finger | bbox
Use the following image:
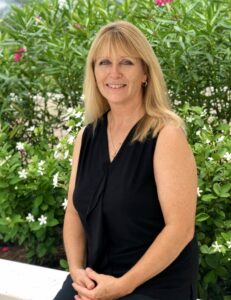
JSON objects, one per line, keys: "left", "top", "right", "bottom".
{"left": 83, "top": 276, "right": 96, "bottom": 289}
{"left": 85, "top": 268, "right": 99, "bottom": 281}
{"left": 73, "top": 283, "right": 95, "bottom": 299}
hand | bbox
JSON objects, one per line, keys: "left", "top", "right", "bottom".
{"left": 73, "top": 267, "right": 127, "bottom": 300}
{"left": 71, "top": 268, "right": 96, "bottom": 300}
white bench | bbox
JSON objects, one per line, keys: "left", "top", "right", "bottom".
{"left": 0, "top": 259, "right": 68, "bottom": 300}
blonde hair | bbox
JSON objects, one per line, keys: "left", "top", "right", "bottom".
{"left": 83, "top": 20, "right": 185, "bottom": 141}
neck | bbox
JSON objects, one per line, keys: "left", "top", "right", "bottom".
{"left": 108, "top": 103, "right": 145, "bottom": 128}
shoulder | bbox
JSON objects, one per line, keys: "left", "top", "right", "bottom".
{"left": 156, "top": 123, "right": 187, "bottom": 146}
{"left": 72, "top": 126, "right": 86, "bottom": 155}
{"left": 154, "top": 123, "right": 195, "bottom": 169}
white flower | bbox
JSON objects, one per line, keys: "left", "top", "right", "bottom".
{"left": 186, "top": 116, "right": 193, "bottom": 123}
{"left": 227, "top": 241, "right": 231, "bottom": 249}
{"left": 53, "top": 172, "right": 59, "bottom": 187}
{"left": 26, "top": 213, "right": 35, "bottom": 223}
{"left": 211, "top": 241, "right": 222, "bottom": 253}
{"left": 217, "top": 136, "right": 224, "bottom": 143}
{"left": 38, "top": 215, "right": 47, "bottom": 225}
{"left": 174, "top": 100, "right": 181, "bottom": 106}
{"left": 0, "top": 160, "right": 6, "bottom": 166}
{"left": 196, "top": 130, "right": 201, "bottom": 136}
{"left": 38, "top": 160, "right": 45, "bottom": 167}
{"left": 204, "top": 86, "right": 214, "bottom": 97}
{"left": 76, "top": 111, "right": 83, "bottom": 118}
{"left": 27, "top": 126, "right": 35, "bottom": 132}
{"left": 18, "top": 169, "right": 28, "bottom": 179}
{"left": 16, "top": 142, "right": 24, "bottom": 151}
{"left": 208, "top": 157, "right": 214, "bottom": 161}
{"left": 64, "top": 150, "right": 69, "bottom": 159}
{"left": 67, "top": 107, "right": 75, "bottom": 115}
{"left": 67, "top": 135, "right": 75, "bottom": 145}
{"left": 67, "top": 126, "right": 73, "bottom": 133}
{"left": 223, "top": 152, "right": 231, "bottom": 161}
{"left": 197, "top": 187, "right": 202, "bottom": 197}
{"left": 54, "top": 151, "right": 62, "bottom": 159}
{"left": 62, "top": 198, "right": 68, "bottom": 210}
{"left": 208, "top": 116, "right": 215, "bottom": 124}
{"left": 205, "top": 139, "right": 210, "bottom": 144}
{"left": 38, "top": 168, "right": 44, "bottom": 176}
{"left": 58, "top": 0, "right": 68, "bottom": 9}
{"left": 36, "top": 160, "right": 44, "bottom": 175}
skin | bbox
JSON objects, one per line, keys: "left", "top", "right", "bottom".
{"left": 64, "top": 49, "right": 197, "bottom": 300}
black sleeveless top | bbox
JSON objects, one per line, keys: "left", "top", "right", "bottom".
{"left": 73, "top": 113, "right": 198, "bottom": 300}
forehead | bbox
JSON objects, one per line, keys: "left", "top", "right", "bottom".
{"left": 94, "top": 32, "right": 139, "bottom": 60}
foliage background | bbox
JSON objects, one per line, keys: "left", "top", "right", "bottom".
{"left": 0, "top": 0, "right": 230, "bottom": 299}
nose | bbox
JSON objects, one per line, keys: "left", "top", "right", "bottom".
{"left": 109, "top": 63, "right": 122, "bottom": 78}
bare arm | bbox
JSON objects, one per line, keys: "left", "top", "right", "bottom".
{"left": 63, "top": 127, "right": 95, "bottom": 291}
{"left": 119, "top": 124, "right": 198, "bottom": 293}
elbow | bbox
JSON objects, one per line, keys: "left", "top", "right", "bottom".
{"left": 184, "top": 226, "right": 195, "bottom": 245}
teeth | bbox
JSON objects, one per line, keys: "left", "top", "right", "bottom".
{"left": 107, "top": 84, "right": 125, "bottom": 89}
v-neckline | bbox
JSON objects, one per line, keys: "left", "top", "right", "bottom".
{"left": 103, "top": 112, "right": 142, "bottom": 164}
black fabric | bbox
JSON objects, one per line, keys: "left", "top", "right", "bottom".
{"left": 55, "top": 112, "right": 198, "bottom": 300}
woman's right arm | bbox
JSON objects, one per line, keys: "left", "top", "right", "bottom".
{"left": 63, "top": 127, "right": 95, "bottom": 290}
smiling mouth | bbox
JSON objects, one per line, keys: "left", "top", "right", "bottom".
{"left": 106, "top": 84, "right": 127, "bottom": 89}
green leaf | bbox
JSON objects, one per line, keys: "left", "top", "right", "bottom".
{"left": 205, "top": 254, "right": 219, "bottom": 269}
{"left": 196, "top": 212, "right": 210, "bottom": 222}
{"left": 60, "top": 259, "right": 68, "bottom": 270}
{"left": 34, "top": 196, "right": 43, "bottom": 208}
{"left": 47, "top": 218, "right": 59, "bottom": 227}
{"left": 0, "top": 182, "right": 9, "bottom": 188}
{"left": 200, "top": 245, "right": 211, "bottom": 254}
{"left": 204, "top": 270, "right": 217, "bottom": 284}
{"left": 213, "top": 183, "right": 221, "bottom": 196}
{"left": 201, "top": 194, "right": 217, "bottom": 202}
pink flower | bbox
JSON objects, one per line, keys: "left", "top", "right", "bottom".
{"left": 14, "top": 47, "right": 26, "bottom": 62}
{"left": 1, "top": 246, "right": 9, "bottom": 253}
{"left": 155, "top": 0, "right": 174, "bottom": 6}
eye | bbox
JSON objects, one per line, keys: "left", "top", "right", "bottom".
{"left": 120, "top": 59, "right": 134, "bottom": 65}
{"left": 98, "top": 59, "right": 111, "bottom": 65}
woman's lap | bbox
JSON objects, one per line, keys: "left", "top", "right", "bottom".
{"left": 53, "top": 274, "right": 156, "bottom": 300}
{"left": 53, "top": 274, "right": 193, "bottom": 300}
{"left": 53, "top": 274, "right": 76, "bottom": 300}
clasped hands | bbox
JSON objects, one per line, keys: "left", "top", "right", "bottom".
{"left": 72, "top": 267, "right": 128, "bottom": 300}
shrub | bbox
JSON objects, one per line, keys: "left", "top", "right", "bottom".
{"left": 178, "top": 103, "right": 231, "bottom": 300}
{"left": 0, "top": 107, "right": 84, "bottom": 265}
{"left": 0, "top": 0, "right": 230, "bottom": 144}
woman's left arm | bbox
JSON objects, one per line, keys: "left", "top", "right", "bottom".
{"left": 119, "top": 124, "right": 198, "bottom": 294}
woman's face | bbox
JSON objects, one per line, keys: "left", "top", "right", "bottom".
{"left": 94, "top": 48, "right": 147, "bottom": 107}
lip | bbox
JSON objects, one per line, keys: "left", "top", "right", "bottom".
{"left": 106, "top": 84, "right": 127, "bottom": 89}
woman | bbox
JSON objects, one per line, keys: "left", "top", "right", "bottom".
{"left": 54, "top": 20, "right": 198, "bottom": 300}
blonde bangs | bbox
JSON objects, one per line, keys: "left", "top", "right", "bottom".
{"left": 92, "top": 30, "right": 140, "bottom": 63}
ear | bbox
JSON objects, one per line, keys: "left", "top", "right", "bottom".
{"left": 142, "top": 73, "right": 147, "bottom": 83}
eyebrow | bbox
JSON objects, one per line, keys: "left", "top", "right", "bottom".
{"left": 95, "top": 56, "right": 137, "bottom": 61}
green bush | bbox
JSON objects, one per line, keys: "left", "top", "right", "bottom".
{"left": 178, "top": 104, "right": 231, "bottom": 299}
{"left": 0, "top": 107, "right": 84, "bottom": 264}
{"left": 0, "top": 0, "right": 230, "bottom": 143}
